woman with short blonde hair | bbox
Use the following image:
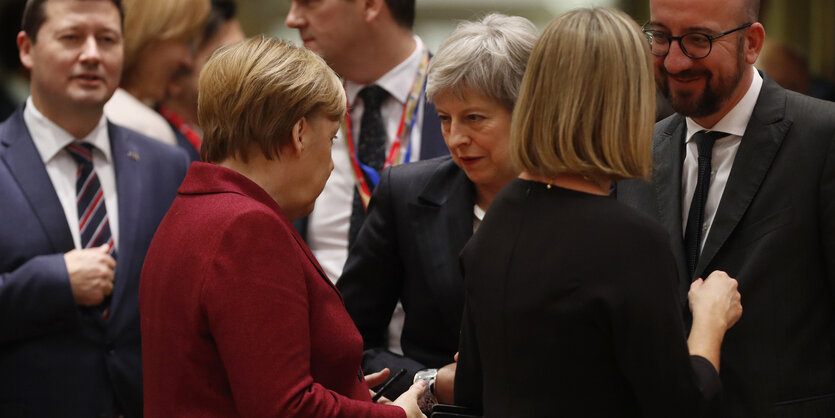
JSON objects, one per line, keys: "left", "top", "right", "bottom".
{"left": 199, "top": 36, "right": 345, "bottom": 163}
{"left": 453, "top": 8, "right": 742, "bottom": 417}
{"left": 141, "top": 36, "right": 426, "bottom": 418}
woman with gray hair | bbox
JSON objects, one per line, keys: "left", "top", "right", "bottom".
{"left": 337, "top": 13, "right": 537, "bottom": 403}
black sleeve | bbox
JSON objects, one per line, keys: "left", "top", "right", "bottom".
{"left": 608, "top": 226, "right": 720, "bottom": 418}
{"left": 453, "top": 296, "right": 483, "bottom": 414}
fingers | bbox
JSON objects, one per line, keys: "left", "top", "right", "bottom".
{"left": 102, "top": 277, "right": 114, "bottom": 296}
{"left": 95, "top": 244, "right": 117, "bottom": 269}
{"left": 66, "top": 247, "right": 117, "bottom": 306}
{"left": 364, "top": 368, "right": 390, "bottom": 388}
{"left": 392, "top": 380, "right": 428, "bottom": 418}
{"left": 689, "top": 278, "right": 704, "bottom": 292}
{"left": 401, "top": 379, "right": 426, "bottom": 400}
{"left": 704, "top": 270, "right": 728, "bottom": 280}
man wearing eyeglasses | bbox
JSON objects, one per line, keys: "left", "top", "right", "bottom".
{"left": 618, "top": 0, "right": 835, "bottom": 416}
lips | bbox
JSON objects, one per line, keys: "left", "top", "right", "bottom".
{"left": 458, "top": 156, "right": 483, "bottom": 165}
{"left": 72, "top": 73, "right": 105, "bottom": 85}
{"left": 663, "top": 68, "right": 709, "bottom": 87}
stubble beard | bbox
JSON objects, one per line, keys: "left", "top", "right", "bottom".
{"left": 657, "top": 39, "right": 746, "bottom": 119}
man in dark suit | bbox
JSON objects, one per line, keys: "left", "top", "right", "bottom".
{"left": 285, "top": 0, "right": 447, "bottom": 280}
{"left": 618, "top": 0, "right": 835, "bottom": 416}
{"left": 0, "top": 1, "right": 188, "bottom": 416}
{"left": 285, "top": 0, "right": 447, "bottom": 370}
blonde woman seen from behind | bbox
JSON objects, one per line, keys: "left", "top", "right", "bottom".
{"left": 453, "top": 8, "right": 741, "bottom": 417}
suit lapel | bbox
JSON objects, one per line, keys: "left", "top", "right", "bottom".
{"left": 0, "top": 109, "right": 74, "bottom": 253}
{"left": 109, "top": 123, "right": 143, "bottom": 316}
{"left": 652, "top": 116, "right": 690, "bottom": 298}
{"left": 408, "top": 161, "right": 474, "bottom": 332}
{"left": 696, "top": 76, "right": 791, "bottom": 276}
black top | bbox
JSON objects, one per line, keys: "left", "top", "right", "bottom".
{"left": 454, "top": 179, "right": 720, "bottom": 418}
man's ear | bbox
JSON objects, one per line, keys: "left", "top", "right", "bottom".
{"left": 17, "top": 31, "right": 34, "bottom": 71}
{"left": 744, "top": 22, "right": 766, "bottom": 65}
{"left": 290, "top": 116, "right": 308, "bottom": 156}
{"left": 362, "top": 0, "right": 384, "bottom": 24}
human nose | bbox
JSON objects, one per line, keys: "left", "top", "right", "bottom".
{"left": 180, "top": 52, "right": 194, "bottom": 72}
{"left": 79, "top": 36, "right": 101, "bottom": 64}
{"left": 663, "top": 38, "right": 693, "bottom": 74}
{"left": 445, "top": 120, "right": 471, "bottom": 149}
{"left": 285, "top": 3, "right": 306, "bottom": 29}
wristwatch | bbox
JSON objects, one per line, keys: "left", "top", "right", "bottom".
{"left": 413, "top": 368, "right": 438, "bottom": 414}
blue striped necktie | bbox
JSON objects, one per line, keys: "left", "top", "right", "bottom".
{"left": 66, "top": 142, "right": 116, "bottom": 257}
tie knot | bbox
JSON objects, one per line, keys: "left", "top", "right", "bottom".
{"left": 693, "top": 130, "right": 726, "bottom": 157}
{"left": 66, "top": 142, "right": 95, "bottom": 165}
{"left": 358, "top": 85, "right": 388, "bottom": 111}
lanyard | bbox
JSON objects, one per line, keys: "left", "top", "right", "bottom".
{"left": 343, "top": 48, "right": 430, "bottom": 210}
{"left": 159, "top": 106, "right": 202, "bottom": 152}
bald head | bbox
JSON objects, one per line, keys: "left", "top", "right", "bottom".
{"left": 744, "top": 0, "right": 760, "bottom": 21}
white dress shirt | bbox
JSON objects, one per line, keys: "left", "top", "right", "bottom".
{"left": 681, "top": 69, "right": 763, "bottom": 251}
{"left": 104, "top": 88, "right": 177, "bottom": 146}
{"left": 24, "top": 97, "right": 119, "bottom": 250}
{"left": 307, "top": 35, "right": 428, "bottom": 283}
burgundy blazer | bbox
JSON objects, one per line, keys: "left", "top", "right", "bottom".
{"left": 140, "top": 162, "right": 404, "bottom": 417}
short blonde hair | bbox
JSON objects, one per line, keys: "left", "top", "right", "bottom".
{"left": 426, "top": 13, "right": 537, "bottom": 111}
{"left": 199, "top": 36, "right": 346, "bottom": 163}
{"left": 121, "top": 0, "right": 210, "bottom": 72}
{"left": 510, "top": 8, "right": 655, "bottom": 181}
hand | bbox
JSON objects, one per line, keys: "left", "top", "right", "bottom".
{"left": 688, "top": 270, "right": 743, "bottom": 332}
{"left": 435, "top": 362, "right": 457, "bottom": 404}
{"left": 392, "top": 380, "right": 427, "bottom": 418}
{"left": 64, "top": 245, "right": 116, "bottom": 306}
{"left": 365, "top": 368, "right": 390, "bottom": 399}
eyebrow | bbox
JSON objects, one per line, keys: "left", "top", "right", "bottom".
{"left": 644, "top": 21, "right": 720, "bottom": 34}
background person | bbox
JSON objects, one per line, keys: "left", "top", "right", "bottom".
{"left": 104, "top": 0, "right": 209, "bottom": 159}
{"left": 140, "top": 36, "right": 426, "bottom": 418}
{"left": 454, "top": 8, "right": 742, "bottom": 417}
{"left": 337, "top": 13, "right": 536, "bottom": 399}
{"left": 285, "top": 0, "right": 449, "bottom": 371}
{"left": 160, "top": 0, "right": 245, "bottom": 156}
{"left": 0, "top": 0, "right": 188, "bottom": 416}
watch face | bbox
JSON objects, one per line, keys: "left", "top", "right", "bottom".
{"left": 414, "top": 368, "right": 438, "bottom": 414}
{"left": 413, "top": 368, "right": 438, "bottom": 383}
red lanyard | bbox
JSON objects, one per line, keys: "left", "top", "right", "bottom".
{"left": 343, "top": 48, "right": 430, "bottom": 209}
{"left": 159, "top": 106, "right": 202, "bottom": 152}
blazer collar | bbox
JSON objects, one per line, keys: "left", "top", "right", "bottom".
{"left": 107, "top": 121, "right": 148, "bottom": 316}
{"left": 410, "top": 158, "right": 475, "bottom": 331}
{"left": 0, "top": 107, "right": 74, "bottom": 253}
{"left": 652, "top": 114, "right": 692, "bottom": 301}
{"left": 696, "top": 73, "right": 791, "bottom": 277}
{"left": 180, "top": 163, "right": 339, "bottom": 295}
{"left": 416, "top": 157, "right": 472, "bottom": 207}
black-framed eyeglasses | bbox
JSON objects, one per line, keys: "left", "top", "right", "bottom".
{"left": 641, "top": 23, "right": 752, "bottom": 59}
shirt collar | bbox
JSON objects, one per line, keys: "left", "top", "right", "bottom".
{"left": 685, "top": 68, "right": 763, "bottom": 142}
{"left": 345, "top": 35, "right": 424, "bottom": 106}
{"left": 24, "top": 96, "right": 112, "bottom": 164}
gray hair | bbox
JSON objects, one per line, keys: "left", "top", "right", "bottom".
{"left": 426, "top": 13, "right": 538, "bottom": 110}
